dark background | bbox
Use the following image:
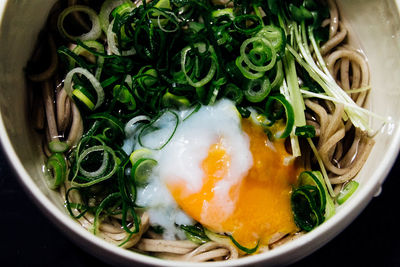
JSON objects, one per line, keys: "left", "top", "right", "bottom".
{"left": 0, "top": 146, "right": 399, "bottom": 267}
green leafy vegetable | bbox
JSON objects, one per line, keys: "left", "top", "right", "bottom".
{"left": 180, "top": 224, "right": 211, "bottom": 245}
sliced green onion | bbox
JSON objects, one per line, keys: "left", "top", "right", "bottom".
{"left": 162, "top": 91, "right": 191, "bottom": 109}
{"left": 72, "top": 40, "right": 105, "bottom": 80}
{"left": 183, "top": 104, "right": 201, "bottom": 121}
{"left": 154, "top": 0, "right": 171, "bottom": 11}
{"left": 222, "top": 83, "right": 244, "bottom": 104}
{"left": 233, "top": 14, "right": 262, "bottom": 35}
{"left": 180, "top": 224, "right": 210, "bottom": 245}
{"left": 93, "top": 192, "right": 121, "bottom": 235}
{"left": 129, "top": 148, "right": 153, "bottom": 166}
{"left": 48, "top": 141, "right": 69, "bottom": 153}
{"left": 65, "top": 187, "right": 91, "bottom": 219}
{"left": 228, "top": 235, "right": 259, "bottom": 254}
{"left": 99, "top": 0, "right": 127, "bottom": 33}
{"left": 295, "top": 170, "right": 335, "bottom": 224}
{"left": 240, "top": 37, "right": 277, "bottom": 72}
{"left": 113, "top": 2, "right": 136, "bottom": 18}
{"left": 211, "top": 8, "right": 234, "bottom": 20}
{"left": 132, "top": 158, "right": 158, "bottom": 185}
{"left": 137, "top": 66, "right": 158, "bottom": 87}
{"left": 73, "top": 87, "right": 95, "bottom": 110}
{"left": 291, "top": 185, "right": 324, "bottom": 231}
{"left": 235, "top": 57, "right": 265, "bottom": 80}
{"left": 71, "top": 145, "right": 120, "bottom": 187}
{"left": 269, "top": 60, "right": 284, "bottom": 91}
{"left": 117, "top": 164, "right": 137, "bottom": 207}
{"left": 204, "top": 228, "right": 236, "bottom": 250}
{"left": 337, "top": 181, "right": 359, "bottom": 205}
{"left": 125, "top": 116, "right": 150, "bottom": 137}
{"left": 107, "top": 19, "right": 137, "bottom": 56}
{"left": 298, "top": 171, "right": 327, "bottom": 214}
{"left": 121, "top": 201, "right": 140, "bottom": 234}
{"left": 314, "top": 171, "right": 335, "bottom": 219}
{"left": 89, "top": 113, "right": 125, "bottom": 138}
{"left": 181, "top": 43, "right": 217, "bottom": 87}
{"left": 283, "top": 50, "right": 306, "bottom": 128}
{"left": 79, "top": 146, "right": 109, "bottom": 178}
{"left": 138, "top": 111, "right": 179, "bottom": 150}
{"left": 207, "top": 77, "right": 226, "bottom": 105}
{"left": 244, "top": 77, "right": 271, "bottom": 103}
{"left": 57, "top": 46, "right": 92, "bottom": 71}
{"left": 72, "top": 40, "right": 105, "bottom": 58}
{"left": 113, "top": 84, "right": 136, "bottom": 111}
{"left": 58, "top": 5, "right": 102, "bottom": 41}
{"left": 265, "top": 95, "right": 295, "bottom": 139}
{"left": 150, "top": 2, "right": 179, "bottom": 32}
{"left": 235, "top": 56, "right": 265, "bottom": 80}
{"left": 101, "top": 75, "right": 120, "bottom": 88}
{"left": 64, "top": 67, "right": 104, "bottom": 110}
{"left": 45, "top": 153, "right": 67, "bottom": 190}
{"left": 257, "top": 25, "right": 286, "bottom": 56}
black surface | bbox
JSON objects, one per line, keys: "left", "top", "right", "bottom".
{"left": 1, "top": 146, "right": 399, "bottom": 267}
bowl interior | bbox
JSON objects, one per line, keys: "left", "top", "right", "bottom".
{"left": 1, "top": 0, "right": 400, "bottom": 266}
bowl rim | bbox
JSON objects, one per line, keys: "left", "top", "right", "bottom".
{"left": 1, "top": 0, "right": 400, "bottom": 266}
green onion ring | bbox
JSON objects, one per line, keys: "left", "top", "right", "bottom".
{"left": 138, "top": 110, "right": 179, "bottom": 150}
{"left": 93, "top": 192, "right": 121, "bottom": 235}
{"left": 229, "top": 235, "right": 259, "bottom": 254}
{"left": 121, "top": 201, "right": 140, "bottom": 234}
{"left": 58, "top": 5, "right": 102, "bottom": 41}
{"left": 71, "top": 145, "right": 119, "bottom": 187}
{"left": 240, "top": 37, "right": 277, "bottom": 72}
{"left": 45, "top": 153, "right": 67, "bottom": 190}
{"left": 107, "top": 19, "right": 137, "bottom": 56}
{"left": 64, "top": 67, "right": 104, "bottom": 110}
{"left": 337, "top": 181, "right": 359, "bottom": 205}
{"left": 265, "top": 95, "right": 295, "bottom": 139}
{"left": 235, "top": 56, "right": 265, "bottom": 80}
{"left": 99, "top": 0, "right": 128, "bottom": 33}
{"left": 72, "top": 40, "right": 105, "bottom": 80}
{"left": 48, "top": 140, "right": 69, "bottom": 153}
{"left": 291, "top": 186, "right": 324, "bottom": 231}
{"left": 270, "top": 60, "right": 284, "bottom": 91}
{"left": 222, "top": 83, "right": 244, "bottom": 104}
{"left": 181, "top": 43, "right": 217, "bottom": 87}
{"left": 233, "top": 14, "right": 262, "bottom": 35}
{"left": 244, "top": 77, "right": 271, "bottom": 103}
{"left": 65, "top": 187, "right": 90, "bottom": 219}
{"left": 298, "top": 171, "right": 327, "bottom": 214}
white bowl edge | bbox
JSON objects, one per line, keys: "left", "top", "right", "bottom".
{"left": 1, "top": 0, "right": 400, "bottom": 266}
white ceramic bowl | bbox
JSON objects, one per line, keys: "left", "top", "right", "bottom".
{"left": 1, "top": 1, "right": 400, "bottom": 266}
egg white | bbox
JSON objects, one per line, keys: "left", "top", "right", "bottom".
{"left": 124, "top": 99, "right": 253, "bottom": 239}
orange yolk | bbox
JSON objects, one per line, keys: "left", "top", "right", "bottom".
{"left": 168, "top": 119, "right": 302, "bottom": 248}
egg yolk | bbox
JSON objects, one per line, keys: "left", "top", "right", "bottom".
{"left": 168, "top": 119, "right": 302, "bottom": 248}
